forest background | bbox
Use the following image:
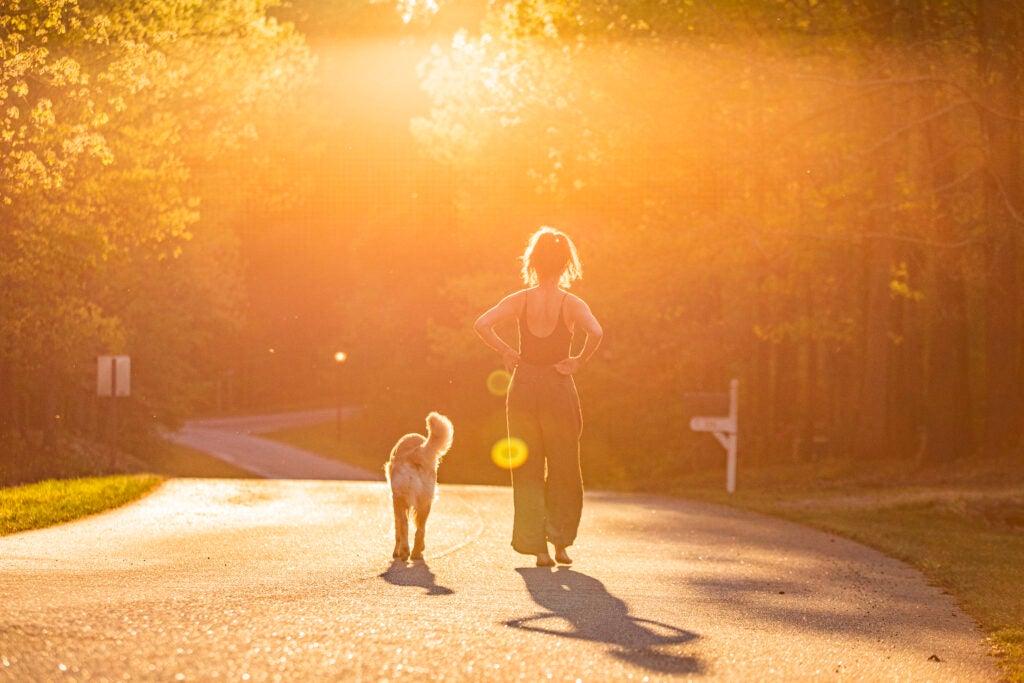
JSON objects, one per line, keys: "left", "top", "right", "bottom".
{"left": 2, "top": 0, "right": 1022, "bottom": 491}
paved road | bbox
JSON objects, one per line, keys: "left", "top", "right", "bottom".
{"left": 165, "top": 409, "right": 382, "bottom": 481}
{"left": 0, "top": 477, "right": 997, "bottom": 681}
{"left": 0, "top": 413, "right": 1000, "bottom": 680}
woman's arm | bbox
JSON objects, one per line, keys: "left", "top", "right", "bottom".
{"left": 474, "top": 292, "right": 522, "bottom": 372}
{"left": 555, "top": 295, "right": 603, "bottom": 375}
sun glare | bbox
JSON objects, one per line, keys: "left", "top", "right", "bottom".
{"left": 491, "top": 437, "right": 528, "bottom": 470}
{"left": 396, "top": 0, "right": 440, "bottom": 24}
{"left": 486, "top": 369, "right": 511, "bottom": 396}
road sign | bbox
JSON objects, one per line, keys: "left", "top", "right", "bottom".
{"left": 97, "top": 355, "right": 131, "bottom": 397}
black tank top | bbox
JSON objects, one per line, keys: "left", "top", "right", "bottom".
{"left": 519, "top": 292, "right": 571, "bottom": 365}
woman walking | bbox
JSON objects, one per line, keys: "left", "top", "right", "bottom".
{"left": 474, "top": 227, "right": 603, "bottom": 567}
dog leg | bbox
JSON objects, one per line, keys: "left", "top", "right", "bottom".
{"left": 392, "top": 498, "right": 410, "bottom": 561}
{"left": 410, "top": 499, "right": 432, "bottom": 561}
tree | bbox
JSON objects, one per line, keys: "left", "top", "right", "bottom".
{"left": 975, "top": 0, "right": 1023, "bottom": 451}
{"left": 0, "top": 0, "right": 314, "bottom": 449}
{"left": 409, "top": 0, "right": 1022, "bottom": 472}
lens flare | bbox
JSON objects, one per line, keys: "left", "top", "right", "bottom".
{"left": 491, "top": 437, "right": 528, "bottom": 469}
{"left": 486, "top": 369, "right": 512, "bottom": 396}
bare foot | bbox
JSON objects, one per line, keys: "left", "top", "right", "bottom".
{"left": 554, "top": 546, "right": 572, "bottom": 565}
{"left": 536, "top": 553, "right": 555, "bottom": 567}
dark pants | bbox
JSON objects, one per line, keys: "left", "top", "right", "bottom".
{"left": 506, "top": 363, "right": 583, "bottom": 555}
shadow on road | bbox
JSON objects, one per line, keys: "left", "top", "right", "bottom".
{"left": 507, "top": 567, "right": 702, "bottom": 675}
{"left": 379, "top": 560, "right": 454, "bottom": 596}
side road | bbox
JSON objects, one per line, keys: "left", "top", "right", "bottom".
{"left": 165, "top": 409, "right": 383, "bottom": 481}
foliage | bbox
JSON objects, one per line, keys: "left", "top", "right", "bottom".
{"left": 0, "top": 0, "right": 315, "bottom": 441}
{"left": 407, "top": 0, "right": 1023, "bottom": 468}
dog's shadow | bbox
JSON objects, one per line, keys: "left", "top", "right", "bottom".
{"left": 379, "top": 560, "right": 454, "bottom": 596}
{"left": 505, "top": 567, "right": 702, "bottom": 675}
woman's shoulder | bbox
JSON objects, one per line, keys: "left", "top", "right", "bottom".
{"left": 498, "top": 288, "right": 531, "bottom": 310}
{"left": 504, "top": 288, "right": 532, "bottom": 302}
{"left": 562, "top": 291, "right": 589, "bottom": 307}
{"left": 562, "top": 291, "right": 596, "bottom": 318}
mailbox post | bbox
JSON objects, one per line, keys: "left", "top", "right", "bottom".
{"left": 689, "top": 379, "right": 738, "bottom": 493}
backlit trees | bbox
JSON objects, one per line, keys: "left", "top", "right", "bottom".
{"left": 0, "top": 0, "right": 314, "bottom": 449}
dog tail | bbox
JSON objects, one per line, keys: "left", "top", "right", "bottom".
{"left": 424, "top": 411, "right": 454, "bottom": 462}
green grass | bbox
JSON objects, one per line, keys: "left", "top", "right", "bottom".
{"left": 680, "top": 482, "right": 1024, "bottom": 682}
{"left": 265, "top": 421, "right": 389, "bottom": 477}
{"left": 133, "top": 440, "right": 259, "bottom": 479}
{"left": 818, "top": 503, "right": 1024, "bottom": 682}
{"left": 0, "top": 474, "right": 163, "bottom": 536}
{"left": 1, "top": 435, "right": 254, "bottom": 537}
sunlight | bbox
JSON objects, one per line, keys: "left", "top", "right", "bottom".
{"left": 485, "top": 369, "right": 511, "bottom": 396}
{"left": 395, "top": 0, "right": 440, "bottom": 24}
{"left": 491, "top": 437, "right": 528, "bottom": 470}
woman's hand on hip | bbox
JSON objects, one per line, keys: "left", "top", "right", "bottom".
{"left": 502, "top": 350, "right": 520, "bottom": 372}
{"left": 554, "top": 357, "right": 581, "bottom": 375}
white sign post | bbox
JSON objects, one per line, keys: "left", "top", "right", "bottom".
{"left": 97, "top": 355, "right": 131, "bottom": 397}
{"left": 97, "top": 356, "right": 130, "bottom": 452}
{"left": 689, "top": 379, "right": 738, "bottom": 493}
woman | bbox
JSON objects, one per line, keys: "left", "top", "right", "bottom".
{"left": 474, "top": 227, "right": 603, "bottom": 567}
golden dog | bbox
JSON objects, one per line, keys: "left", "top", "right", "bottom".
{"left": 385, "top": 412, "right": 454, "bottom": 561}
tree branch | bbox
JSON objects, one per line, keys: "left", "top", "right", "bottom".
{"left": 792, "top": 72, "right": 1024, "bottom": 124}
{"left": 986, "top": 167, "right": 1024, "bottom": 227}
{"left": 863, "top": 98, "right": 972, "bottom": 156}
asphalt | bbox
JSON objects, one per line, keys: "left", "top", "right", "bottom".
{"left": 164, "top": 409, "right": 382, "bottom": 481}
{"left": 0, "top": 413, "right": 1000, "bottom": 681}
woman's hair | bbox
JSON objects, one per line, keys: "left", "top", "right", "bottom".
{"left": 519, "top": 226, "right": 583, "bottom": 288}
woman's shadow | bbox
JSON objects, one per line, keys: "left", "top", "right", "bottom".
{"left": 506, "top": 567, "right": 702, "bottom": 675}
{"left": 379, "top": 560, "right": 454, "bottom": 596}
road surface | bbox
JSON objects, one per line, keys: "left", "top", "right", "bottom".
{"left": 164, "top": 409, "right": 382, "bottom": 481}
{"left": 0, "top": 413, "right": 999, "bottom": 681}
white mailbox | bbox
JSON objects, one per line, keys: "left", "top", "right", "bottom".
{"left": 689, "top": 379, "right": 738, "bottom": 493}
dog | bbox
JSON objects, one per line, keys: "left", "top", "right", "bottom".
{"left": 385, "top": 412, "right": 454, "bottom": 561}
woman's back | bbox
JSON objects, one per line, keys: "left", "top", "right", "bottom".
{"left": 519, "top": 287, "right": 572, "bottom": 366}
{"left": 522, "top": 287, "right": 572, "bottom": 338}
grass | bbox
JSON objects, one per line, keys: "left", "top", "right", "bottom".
{"left": 265, "top": 415, "right": 520, "bottom": 486}
{"left": 131, "top": 439, "right": 259, "bottom": 479}
{"left": 1, "top": 434, "right": 257, "bottom": 537}
{"left": 701, "top": 491, "right": 1024, "bottom": 680}
{"left": 0, "top": 474, "right": 163, "bottom": 536}
{"left": 265, "top": 421, "right": 389, "bottom": 478}
{"left": 671, "top": 456, "right": 1024, "bottom": 683}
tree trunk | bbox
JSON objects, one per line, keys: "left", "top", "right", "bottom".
{"left": 853, "top": 1, "right": 903, "bottom": 461}
{"left": 921, "top": 86, "right": 974, "bottom": 462}
{"left": 924, "top": 268, "right": 973, "bottom": 461}
{"left": 41, "top": 381, "right": 59, "bottom": 452}
{"left": 0, "top": 360, "right": 12, "bottom": 436}
{"left": 855, "top": 233, "right": 892, "bottom": 459}
{"left": 976, "top": 0, "right": 1023, "bottom": 451}
{"left": 887, "top": 289, "right": 923, "bottom": 458}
